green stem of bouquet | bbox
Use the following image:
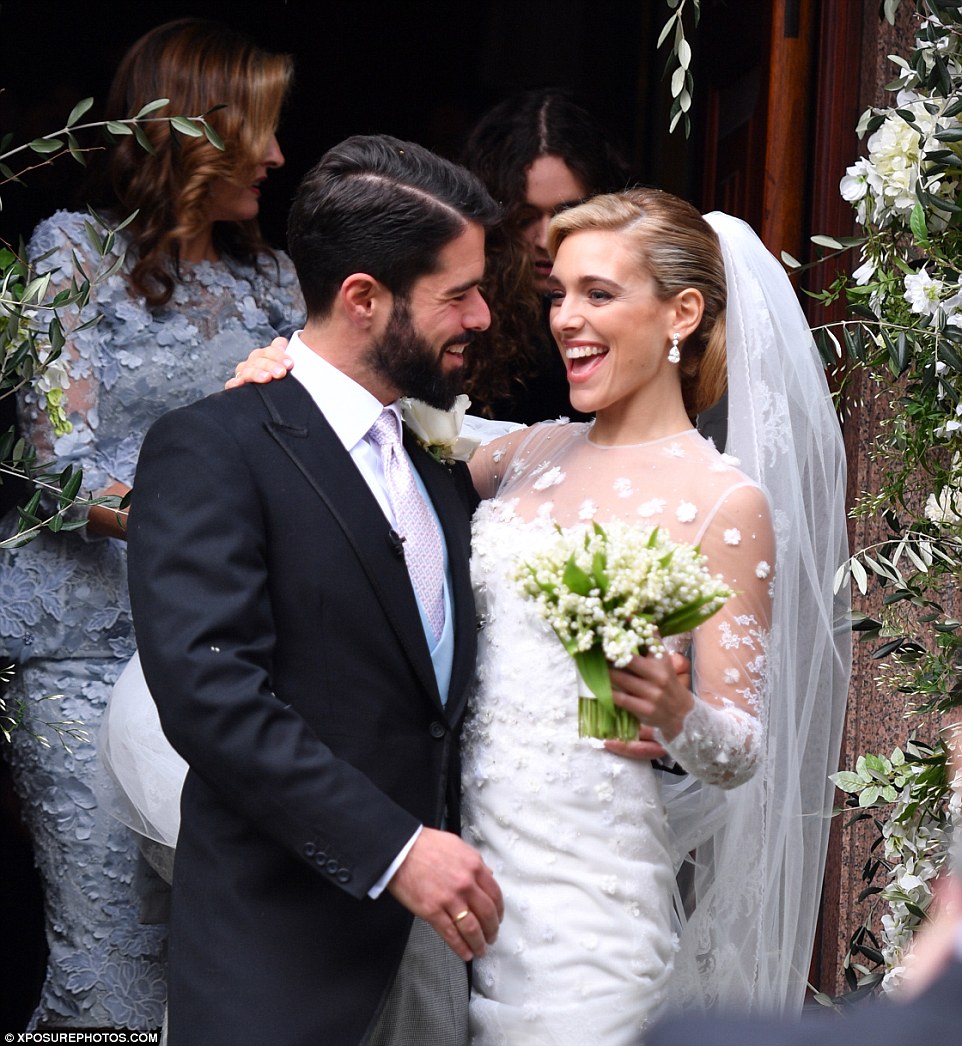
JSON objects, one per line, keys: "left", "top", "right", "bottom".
{"left": 572, "top": 645, "right": 640, "bottom": 741}
{"left": 578, "top": 697, "right": 639, "bottom": 741}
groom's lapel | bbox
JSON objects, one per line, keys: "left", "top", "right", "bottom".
{"left": 405, "top": 429, "right": 478, "bottom": 723}
{"left": 256, "top": 380, "right": 444, "bottom": 711}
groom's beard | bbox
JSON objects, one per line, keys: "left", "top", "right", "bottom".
{"left": 365, "top": 299, "right": 471, "bottom": 410}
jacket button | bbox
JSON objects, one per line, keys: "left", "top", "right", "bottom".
{"left": 429, "top": 721, "right": 446, "bottom": 739}
{"left": 326, "top": 859, "right": 339, "bottom": 875}
{"left": 337, "top": 868, "right": 351, "bottom": 884}
{"left": 304, "top": 843, "right": 316, "bottom": 858}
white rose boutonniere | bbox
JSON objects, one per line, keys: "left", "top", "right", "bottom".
{"left": 400, "top": 394, "right": 481, "bottom": 464}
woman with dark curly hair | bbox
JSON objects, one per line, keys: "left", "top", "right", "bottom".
{"left": 0, "top": 19, "right": 302, "bottom": 1029}
{"left": 459, "top": 88, "right": 629, "bottom": 422}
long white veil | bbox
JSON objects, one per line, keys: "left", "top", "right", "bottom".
{"left": 663, "top": 212, "right": 851, "bottom": 1013}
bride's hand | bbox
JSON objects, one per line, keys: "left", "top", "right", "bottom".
{"left": 604, "top": 725, "right": 668, "bottom": 761}
{"left": 605, "top": 650, "right": 690, "bottom": 760}
{"left": 609, "top": 648, "right": 694, "bottom": 743}
{"left": 225, "top": 337, "right": 293, "bottom": 389}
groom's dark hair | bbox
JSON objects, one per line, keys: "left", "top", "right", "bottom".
{"left": 288, "top": 134, "right": 499, "bottom": 318}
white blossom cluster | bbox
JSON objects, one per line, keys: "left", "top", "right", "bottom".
{"left": 925, "top": 453, "right": 962, "bottom": 525}
{"left": 513, "top": 521, "right": 733, "bottom": 667}
{"left": 833, "top": 745, "right": 957, "bottom": 994}
{"left": 877, "top": 773, "right": 953, "bottom": 992}
{"left": 841, "top": 93, "right": 960, "bottom": 236}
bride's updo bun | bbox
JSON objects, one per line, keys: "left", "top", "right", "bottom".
{"left": 547, "top": 188, "right": 727, "bottom": 419}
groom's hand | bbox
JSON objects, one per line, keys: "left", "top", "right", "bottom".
{"left": 387, "top": 827, "right": 503, "bottom": 962}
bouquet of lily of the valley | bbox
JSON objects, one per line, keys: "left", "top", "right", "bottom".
{"left": 514, "top": 521, "right": 734, "bottom": 740}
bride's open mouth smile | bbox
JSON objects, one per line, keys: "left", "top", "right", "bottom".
{"left": 564, "top": 342, "right": 609, "bottom": 382}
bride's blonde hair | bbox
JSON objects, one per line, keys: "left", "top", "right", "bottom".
{"left": 547, "top": 188, "right": 727, "bottom": 418}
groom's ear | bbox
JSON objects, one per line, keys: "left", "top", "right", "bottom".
{"left": 339, "top": 273, "right": 391, "bottom": 331}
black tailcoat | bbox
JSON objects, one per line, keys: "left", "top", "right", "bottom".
{"left": 128, "top": 376, "right": 478, "bottom": 1045}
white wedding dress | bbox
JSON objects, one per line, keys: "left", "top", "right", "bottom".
{"left": 461, "top": 420, "right": 774, "bottom": 1045}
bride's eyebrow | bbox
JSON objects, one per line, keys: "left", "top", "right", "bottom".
{"left": 547, "top": 273, "right": 621, "bottom": 289}
{"left": 570, "top": 273, "right": 623, "bottom": 292}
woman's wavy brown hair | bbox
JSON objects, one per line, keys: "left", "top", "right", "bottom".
{"left": 459, "top": 89, "right": 629, "bottom": 415}
{"left": 89, "top": 18, "right": 293, "bottom": 307}
{"left": 548, "top": 188, "right": 728, "bottom": 420}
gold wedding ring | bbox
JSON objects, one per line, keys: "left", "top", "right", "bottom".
{"left": 453, "top": 909, "right": 470, "bottom": 923}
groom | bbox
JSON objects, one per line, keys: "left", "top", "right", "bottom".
{"left": 127, "top": 135, "right": 503, "bottom": 1045}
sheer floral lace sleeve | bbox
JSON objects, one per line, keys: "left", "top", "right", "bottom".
{"left": 467, "top": 422, "right": 540, "bottom": 500}
{"left": 655, "top": 480, "right": 774, "bottom": 788}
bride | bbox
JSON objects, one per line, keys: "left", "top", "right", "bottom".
{"left": 455, "top": 190, "right": 849, "bottom": 1043}
{"left": 104, "top": 189, "right": 849, "bottom": 1043}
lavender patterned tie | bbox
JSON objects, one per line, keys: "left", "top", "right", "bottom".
{"left": 368, "top": 408, "right": 445, "bottom": 640}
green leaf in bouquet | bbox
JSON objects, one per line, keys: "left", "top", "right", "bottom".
{"left": 573, "top": 645, "right": 613, "bottom": 712}
{"left": 562, "top": 554, "right": 593, "bottom": 596}
{"left": 659, "top": 591, "right": 728, "bottom": 636}
{"left": 48, "top": 317, "right": 65, "bottom": 354}
{"left": 910, "top": 202, "right": 929, "bottom": 247}
{"left": 592, "top": 550, "right": 609, "bottom": 595}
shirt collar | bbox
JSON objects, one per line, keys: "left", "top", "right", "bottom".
{"left": 286, "top": 331, "right": 399, "bottom": 452}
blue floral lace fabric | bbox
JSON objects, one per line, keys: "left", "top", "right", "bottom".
{"left": 1, "top": 210, "right": 304, "bottom": 1029}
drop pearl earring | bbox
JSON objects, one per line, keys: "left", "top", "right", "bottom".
{"left": 668, "top": 332, "right": 681, "bottom": 364}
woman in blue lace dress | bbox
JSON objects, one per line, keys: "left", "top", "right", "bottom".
{"left": 0, "top": 19, "right": 303, "bottom": 1030}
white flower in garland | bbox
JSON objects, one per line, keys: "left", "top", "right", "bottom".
{"left": 944, "top": 285, "right": 962, "bottom": 329}
{"left": 935, "top": 403, "right": 962, "bottom": 438}
{"left": 852, "top": 257, "right": 877, "bottom": 286}
{"left": 924, "top": 454, "right": 962, "bottom": 526}
{"left": 840, "top": 157, "right": 872, "bottom": 225}
{"left": 904, "top": 267, "right": 944, "bottom": 319}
